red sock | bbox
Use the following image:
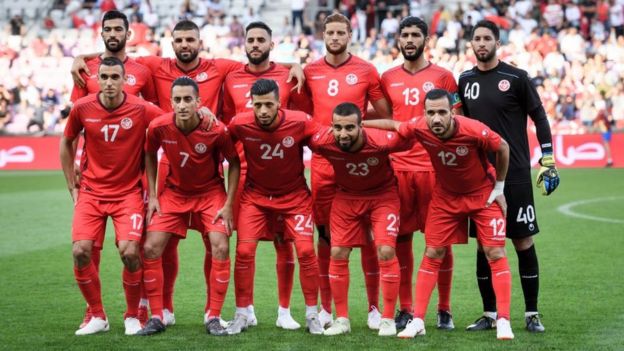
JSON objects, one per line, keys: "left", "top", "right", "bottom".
{"left": 203, "top": 236, "right": 213, "bottom": 312}
{"left": 274, "top": 240, "right": 295, "bottom": 308}
{"left": 91, "top": 247, "right": 102, "bottom": 273}
{"left": 139, "top": 248, "right": 147, "bottom": 302}
{"left": 396, "top": 236, "right": 414, "bottom": 312}
{"left": 361, "top": 241, "right": 380, "bottom": 310}
{"left": 413, "top": 256, "right": 442, "bottom": 319}
{"left": 143, "top": 257, "right": 164, "bottom": 320}
{"left": 379, "top": 257, "right": 400, "bottom": 319}
{"left": 209, "top": 258, "right": 230, "bottom": 318}
{"left": 74, "top": 262, "right": 105, "bottom": 318}
{"left": 317, "top": 241, "right": 332, "bottom": 312}
{"left": 489, "top": 256, "right": 512, "bottom": 320}
{"left": 329, "top": 258, "right": 350, "bottom": 318}
{"left": 294, "top": 240, "right": 319, "bottom": 306}
{"left": 162, "top": 236, "right": 180, "bottom": 312}
{"left": 122, "top": 267, "right": 142, "bottom": 318}
{"left": 437, "top": 246, "right": 453, "bottom": 312}
{"left": 234, "top": 241, "right": 257, "bottom": 307}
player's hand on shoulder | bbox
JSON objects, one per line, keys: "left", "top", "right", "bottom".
{"left": 536, "top": 153, "right": 560, "bottom": 196}
{"left": 146, "top": 196, "right": 161, "bottom": 224}
{"left": 71, "top": 55, "right": 90, "bottom": 88}
{"left": 287, "top": 63, "right": 305, "bottom": 93}
{"left": 198, "top": 107, "right": 218, "bottom": 128}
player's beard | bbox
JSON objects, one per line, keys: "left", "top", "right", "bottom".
{"left": 175, "top": 48, "right": 199, "bottom": 64}
{"left": 474, "top": 47, "right": 497, "bottom": 63}
{"left": 400, "top": 44, "right": 424, "bottom": 62}
{"left": 247, "top": 49, "right": 270, "bottom": 65}
{"left": 256, "top": 111, "right": 278, "bottom": 128}
{"left": 105, "top": 37, "right": 126, "bottom": 53}
{"left": 325, "top": 42, "right": 348, "bottom": 55}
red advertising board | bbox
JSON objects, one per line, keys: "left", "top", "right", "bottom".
{"left": 0, "top": 134, "right": 622, "bottom": 170}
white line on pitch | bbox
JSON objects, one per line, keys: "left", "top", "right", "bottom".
{"left": 557, "top": 197, "right": 624, "bottom": 224}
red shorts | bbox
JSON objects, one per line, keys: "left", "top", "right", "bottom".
{"left": 311, "top": 158, "right": 336, "bottom": 225}
{"left": 330, "top": 191, "right": 400, "bottom": 248}
{"left": 147, "top": 187, "right": 228, "bottom": 238}
{"left": 425, "top": 188, "right": 506, "bottom": 248}
{"left": 395, "top": 170, "right": 435, "bottom": 234}
{"left": 237, "top": 187, "right": 314, "bottom": 243}
{"left": 72, "top": 191, "right": 145, "bottom": 246}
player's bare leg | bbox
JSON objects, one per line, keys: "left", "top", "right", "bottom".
{"left": 118, "top": 240, "right": 143, "bottom": 335}
{"left": 377, "top": 244, "right": 400, "bottom": 337}
{"left": 204, "top": 231, "right": 230, "bottom": 336}
{"left": 323, "top": 246, "right": 351, "bottom": 336}
{"left": 137, "top": 231, "right": 171, "bottom": 336}
{"left": 482, "top": 245, "right": 513, "bottom": 340}
{"left": 73, "top": 240, "right": 109, "bottom": 335}
{"left": 512, "top": 236, "right": 544, "bottom": 332}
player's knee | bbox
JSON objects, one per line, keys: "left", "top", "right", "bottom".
{"left": 236, "top": 241, "right": 257, "bottom": 260}
{"left": 295, "top": 241, "right": 316, "bottom": 259}
{"left": 377, "top": 245, "right": 396, "bottom": 261}
{"left": 483, "top": 246, "right": 506, "bottom": 261}
{"left": 143, "top": 240, "right": 164, "bottom": 259}
{"left": 511, "top": 236, "right": 533, "bottom": 251}
{"left": 72, "top": 244, "right": 92, "bottom": 267}
{"left": 424, "top": 246, "right": 446, "bottom": 259}
{"left": 330, "top": 246, "right": 350, "bottom": 259}
{"left": 212, "top": 240, "right": 229, "bottom": 260}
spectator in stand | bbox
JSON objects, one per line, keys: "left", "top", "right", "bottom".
{"left": 609, "top": 0, "right": 624, "bottom": 38}
{"left": 292, "top": 0, "right": 307, "bottom": 34}
{"left": 100, "top": 0, "right": 117, "bottom": 13}
{"left": 380, "top": 11, "right": 399, "bottom": 41}
{"left": 565, "top": 1, "right": 582, "bottom": 29}
{"left": 593, "top": 105, "right": 615, "bottom": 167}
{"left": 543, "top": 0, "right": 564, "bottom": 34}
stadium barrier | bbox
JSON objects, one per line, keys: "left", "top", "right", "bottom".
{"left": 0, "top": 133, "right": 622, "bottom": 170}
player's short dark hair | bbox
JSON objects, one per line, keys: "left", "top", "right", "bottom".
{"left": 323, "top": 13, "right": 352, "bottom": 32}
{"left": 246, "top": 21, "right": 272, "bottom": 37}
{"left": 99, "top": 56, "right": 125, "bottom": 75}
{"left": 102, "top": 10, "right": 129, "bottom": 31}
{"left": 250, "top": 79, "right": 279, "bottom": 99}
{"left": 472, "top": 20, "right": 500, "bottom": 40}
{"left": 171, "top": 76, "right": 199, "bottom": 96}
{"left": 333, "top": 102, "right": 361, "bottom": 124}
{"left": 173, "top": 20, "right": 200, "bottom": 34}
{"left": 425, "top": 89, "right": 453, "bottom": 108}
{"left": 398, "top": 16, "right": 428, "bottom": 37}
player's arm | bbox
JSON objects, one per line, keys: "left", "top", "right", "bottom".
{"left": 60, "top": 135, "right": 79, "bottom": 205}
{"left": 216, "top": 154, "right": 240, "bottom": 234}
{"left": 71, "top": 52, "right": 102, "bottom": 87}
{"left": 277, "top": 62, "right": 305, "bottom": 93}
{"left": 362, "top": 119, "right": 401, "bottom": 131}
{"left": 145, "top": 150, "right": 161, "bottom": 224}
{"left": 486, "top": 138, "right": 510, "bottom": 216}
{"left": 367, "top": 97, "right": 392, "bottom": 119}
{"left": 529, "top": 104, "right": 559, "bottom": 196}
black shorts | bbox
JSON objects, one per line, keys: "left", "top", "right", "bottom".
{"left": 469, "top": 182, "right": 539, "bottom": 239}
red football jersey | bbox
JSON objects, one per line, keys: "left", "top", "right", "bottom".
{"left": 302, "top": 55, "right": 385, "bottom": 127}
{"left": 308, "top": 127, "right": 411, "bottom": 199}
{"left": 136, "top": 56, "right": 243, "bottom": 113}
{"left": 397, "top": 115, "right": 501, "bottom": 195}
{"left": 228, "top": 109, "right": 320, "bottom": 196}
{"left": 221, "top": 62, "right": 295, "bottom": 124}
{"left": 71, "top": 56, "right": 158, "bottom": 104}
{"left": 146, "top": 114, "right": 236, "bottom": 195}
{"left": 381, "top": 63, "right": 461, "bottom": 171}
{"left": 64, "top": 93, "right": 165, "bottom": 199}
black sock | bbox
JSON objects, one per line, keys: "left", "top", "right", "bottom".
{"left": 517, "top": 244, "right": 539, "bottom": 312}
{"left": 476, "top": 250, "right": 497, "bottom": 312}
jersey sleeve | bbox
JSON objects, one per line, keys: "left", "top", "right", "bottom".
{"left": 221, "top": 85, "right": 236, "bottom": 124}
{"left": 384, "top": 131, "right": 413, "bottom": 153}
{"left": 288, "top": 88, "right": 313, "bottom": 114}
{"left": 366, "top": 66, "right": 385, "bottom": 102}
{"left": 519, "top": 71, "right": 542, "bottom": 113}
{"left": 135, "top": 55, "right": 163, "bottom": 74}
{"left": 144, "top": 103, "right": 166, "bottom": 123}
{"left": 457, "top": 76, "right": 470, "bottom": 116}
{"left": 214, "top": 58, "right": 244, "bottom": 76}
{"left": 303, "top": 116, "right": 323, "bottom": 139}
{"left": 476, "top": 123, "right": 502, "bottom": 152}
{"left": 145, "top": 123, "right": 161, "bottom": 153}
{"left": 227, "top": 118, "right": 240, "bottom": 142}
{"left": 396, "top": 119, "right": 419, "bottom": 140}
{"left": 70, "top": 74, "right": 89, "bottom": 103}
{"left": 63, "top": 106, "right": 83, "bottom": 139}
{"left": 219, "top": 126, "right": 238, "bottom": 160}
{"left": 139, "top": 73, "right": 158, "bottom": 104}
{"left": 443, "top": 72, "right": 461, "bottom": 109}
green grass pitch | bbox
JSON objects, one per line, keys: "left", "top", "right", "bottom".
{"left": 0, "top": 169, "right": 623, "bottom": 350}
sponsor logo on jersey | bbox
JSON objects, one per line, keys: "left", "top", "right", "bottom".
{"left": 528, "top": 223, "right": 535, "bottom": 231}
{"left": 328, "top": 156, "right": 345, "bottom": 161}
{"left": 85, "top": 118, "right": 102, "bottom": 123}
{"left": 162, "top": 140, "right": 177, "bottom": 144}
{"left": 233, "top": 84, "right": 249, "bottom": 89}
{"left": 121, "top": 117, "right": 133, "bottom": 129}
{"left": 498, "top": 79, "right": 510, "bottom": 92}
{"left": 196, "top": 72, "right": 208, "bottom": 82}
{"left": 245, "top": 137, "right": 262, "bottom": 142}
{"left": 126, "top": 74, "right": 136, "bottom": 86}
{"left": 195, "top": 143, "right": 207, "bottom": 153}
{"left": 311, "top": 75, "right": 326, "bottom": 80}
{"left": 282, "top": 136, "right": 295, "bottom": 148}
{"left": 390, "top": 82, "right": 404, "bottom": 87}
{"left": 346, "top": 73, "right": 358, "bottom": 85}
{"left": 422, "top": 81, "right": 435, "bottom": 92}
{"left": 367, "top": 157, "right": 379, "bottom": 166}
{"left": 423, "top": 141, "right": 438, "bottom": 147}
{"left": 456, "top": 145, "right": 469, "bottom": 156}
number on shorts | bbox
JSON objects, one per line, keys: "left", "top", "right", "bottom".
{"left": 346, "top": 162, "right": 369, "bottom": 176}
{"left": 386, "top": 213, "right": 399, "bottom": 232}
{"left": 260, "top": 143, "right": 284, "bottom": 160}
{"left": 294, "top": 214, "right": 313, "bottom": 233}
{"left": 437, "top": 151, "right": 457, "bottom": 166}
{"left": 100, "top": 124, "right": 120, "bottom": 142}
{"left": 327, "top": 79, "right": 339, "bottom": 97}
{"left": 179, "top": 152, "right": 190, "bottom": 167}
{"left": 516, "top": 205, "right": 535, "bottom": 224}
{"left": 130, "top": 213, "right": 143, "bottom": 231}
{"left": 489, "top": 218, "right": 505, "bottom": 237}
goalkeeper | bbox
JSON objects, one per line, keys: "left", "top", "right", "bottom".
{"left": 457, "top": 20, "right": 560, "bottom": 334}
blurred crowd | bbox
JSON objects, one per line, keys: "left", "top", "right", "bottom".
{"left": 0, "top": 0, "right": 622, "bottom": 135}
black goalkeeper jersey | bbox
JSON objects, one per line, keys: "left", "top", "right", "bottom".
{"left": 458, "top": 61, "right": 543, "bottom": 183}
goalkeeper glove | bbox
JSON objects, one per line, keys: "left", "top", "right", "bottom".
{"left": 536, "top": 153, "right": 560, "bottom": 196}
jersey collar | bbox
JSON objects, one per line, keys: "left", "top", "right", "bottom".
{"left": 323, "top": 53, "right": 353, "bottom": 69}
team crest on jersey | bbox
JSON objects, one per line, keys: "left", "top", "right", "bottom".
{"left": 282, "top": 136, "right": 295, "bottom": 148}
{"left": 456, "top": 146, "right": 469, "bottom": 156}
{"left": 346, "top": 73, "right": 358, "bottom": 85}
{"left": 422, "top": 81, "right": 435, "bottom": 92}
{"left": 195, "top": 143, "right": 207, "bottom": 154}
{"left": 120, "top": 117, "right": 133, "bottom": 129}
{"left": 367, "top": 157, "right": 379, "bottom": 166}
{"left": 196, "top": 72, "right": 208, "bottom": 82}
{"left": 498, "top": 79, "right": 510, "bottom": 92}
{"left": 126, "top": 74, "right": 136, "bottom": 86}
